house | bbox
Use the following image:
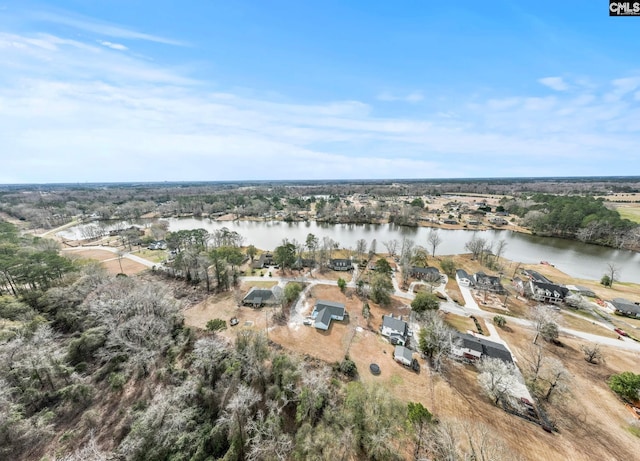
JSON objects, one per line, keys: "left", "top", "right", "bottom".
{"left": 611, "top": 298, "right": 640, "bottom": 318}
{"left": 456, "top": 269, "right": 474, "bottom": 287}
{"left": 522, "top": 269, "right": 552, "bottom": 284}
{"left": 381, "top": 314, "right": 409, "bottom": 346}
{"left": 148, "top": 240, "right": 167, "bottom": 250}
{"left": 442, "top": 219, "right": 458, "bottom": 225}
{"left": 473, "top": 272, "right": 504, "bottom": 293}
{"left": 467, "top": 219, "right": 482, "bottom": 226}
{"left": 489, "top": 217, "right": 509, "bottom": 226}
{"left": 311, "top": 300, "right": 346, "bottom": 330}
{"left": 292, "top": 257, "right": 315, "bottom": 270}
{"left": 529, "top": 281, "right": 569, "bottom": 304}
{"left": 410, "top": 266, "right": 441, "bottom": 282}
{"left": 394, "top": 345, "right": 414, "bottom": 366}
{"left": 252, "top": 253, "right": 274, "bottom": 269}
{"left": 451, "top": 332, "right": 514, "bottom": 364}
{"left": 242, "top": 288, "right": 278, "bottom": 308}
{"left": 329, "top": 258, "right": 353, "bottom": 271}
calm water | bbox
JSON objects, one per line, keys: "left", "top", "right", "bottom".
{"left": 59, "top": 219, "right": 640, "bottom": 283}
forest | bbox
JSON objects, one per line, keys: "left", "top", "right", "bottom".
{"left": 501, "top": 194, "right": 639, "bottom": 249}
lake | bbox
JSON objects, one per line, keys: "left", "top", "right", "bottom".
{"left": 59, "top": 218, "right": 640, "bottom": 283}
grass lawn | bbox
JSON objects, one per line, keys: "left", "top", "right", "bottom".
{"left": 559, "top": 312, "right": 618, "bottom": 338}
{"left": 612, "top": 203, "right": 640, "bottom": 224}
{"left": 134, "top": 248, "right": 166, "bottom": 263}
{"left": 443, "top": 312, "right": 488, "bottom": 336}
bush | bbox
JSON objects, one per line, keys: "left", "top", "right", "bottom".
{"left": 609, "top": 372, "right": 640, "bottom": 402}
{"left": 411, "top": 292, "right": 440, "bottom": 314}
{"left": 440, "top": 258, "right": 456, "bottom": 277}
{"left": 108, "top": 372, "right": 127, "bottom": 391}
{"left": 601, "top": 274, "right": 612, "bottom": 287}
{"left": 493, "top": 315, "right": 507, "bottom": 328}
{"left": 206, "top": 319, "right": 227, "bottom": 332}
{"left": 338, "top": 357, "right": 358, "bottom": 378}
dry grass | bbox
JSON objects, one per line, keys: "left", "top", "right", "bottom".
{"left": 559, "top": 312, "right": 618, "bottom": 338}
{"left": 443, "top": 312, "right": 488, "bottom": 336}
{"left": 132, "top": 248, "right": 166, "bottom": 263}
{"left": 184, "top": 280, "right": 640, "bottom": 460}
{"left": 63, "top": 248, "right": 148, "bottom": 275}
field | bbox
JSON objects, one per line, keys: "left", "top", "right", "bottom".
{"left": 62, "top": 248, "right": 149, "bottom": 275}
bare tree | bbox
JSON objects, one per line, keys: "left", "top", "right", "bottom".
{"left": 383, "top": 239, "right": 399, "bottom": 258}
{"left": 218, "top": 384, "right": 261, "bottom": 460}
{"left": 368, "top": 238, "right": 377, "bottom": 259}
{"left": 427, "top": 229, "right": 442, "bottom": 258}
{"left": 606, "top": 262, "right": 620, "bottom": 288}
{"left": 477, "top": 357, "right": 519, "bottom": 406}
{"left": 355, "top": 239, "right": 367, "bottom": 261}
{"left": 246, "top": 407, "right": 293, "bottom": 461}
{"left": 418, "top": 311, "right": 458, "bottom": 372}
{"left": 539, "top": 357, "right": 570, "bottom": 402}
{"left": 530, "top": 305, "right": 559, "bottom": 344}
{"left": 581, "top": 343, "right": 604, "bottom": 364}
{"left": 494, "top": 239, "right": 507, "bottom": 265}
{"left": 522, "top": 343, "right": 546, "bottom": 386}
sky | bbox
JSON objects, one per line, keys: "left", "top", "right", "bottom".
{"left": 0, "top": 1, "right": 639, "bottom": 183}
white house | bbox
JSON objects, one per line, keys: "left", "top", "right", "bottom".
{"left": 393, "top": 345, "right": 413, "bottom": 366}
{"left": 381, "top": 315, "right": 408, "bottom": 346}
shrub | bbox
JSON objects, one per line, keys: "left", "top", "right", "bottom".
{"left": 338, "top": 357, "right": 358, "bottom": 378}
{"left": 206, "top": 319, "right": 227, "bottom": 332}
{"left": 493, "top": 315, "right": 507, "bottom": 328}
{"left": 108, "top": 372, "right": 127, "bottom": 391}
{"left": 609, "top": 372, "right": 640, "bottom": 402}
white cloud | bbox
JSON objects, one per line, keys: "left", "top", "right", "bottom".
{"left": 32, "top": 10, "right": 186, "bottom": 46}
{"left": 1, "top": 27, "right": 639, "bottom": 182}
{"left": 98, "top": 40, "right": 128, "bottom": 51}
{"left": 538, "top": 76, "right": 569, "bottom": 91}
{"left": 377, "top": 91, "right": 423, "bottom": 103}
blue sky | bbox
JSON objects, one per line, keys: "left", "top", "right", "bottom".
{"left": 1, "top": 1, "right": 639, "bottom": 183}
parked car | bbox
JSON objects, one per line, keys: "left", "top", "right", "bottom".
{"left": 303, "top": 317, "right": 313, "bottom": 326}
{"left": 230, "top": 317, "right": 239, "bottom": 326}
{"left": 614, "top": 328, "right": 628, "bottom": 337}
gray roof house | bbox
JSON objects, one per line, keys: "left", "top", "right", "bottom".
{"left": 312, "top": 300, "right": 346, "bottom": 330}
{"left": 474, "top": 272, "right": 504, "bottom": 293}
{"left": 456, "top": 269, "right": 473, "bottom": 287}
{"left": 529, "top": 281, "right": 569, "bottom": 304}
{"left": 381, "top": 314, "right": 408, "bottom": 346}
{"left": 329, "top": 258, "right": 353, "bottom": 271}
{"left": 451, "top": 332, "right": 514, "bottom": 364}
{"left": 611, "top": 298, "right": 640, "bottom": 318}
{"left": 410, "top": 266, "right": 441, "bottom": 281}
{"left": 242, "top": 288, "right": 278, "bottom": 307}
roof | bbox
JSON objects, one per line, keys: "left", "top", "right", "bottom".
{"left": 394, "top": 345, "right": 413, "bottom": 362}
{"left": 522, "top": 269, "right": 552, "bottom": 284}
{"left": 531, "top": 281, "right": 569, "bottom": 298}
{"left": 611, "top": 298, "right": 640, "bottom": 315}
{"left": 455, "top": 332, "right": 513, "bottom": 363}
{"left": 313, "top": 300, "right": 346, "bottom": 330}
{"left": 456, "top": 269, "right": 471, "bottom": 279}
{"left": 242, "top": 288, "right": 275, "bottom": 304}
{"left": 382, "top": 315, "right": 408, "bottom": 334}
